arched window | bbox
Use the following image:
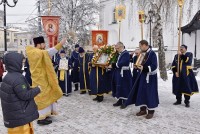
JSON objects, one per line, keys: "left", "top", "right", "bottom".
{"left": 112, "top": 8, "right": 117, "bottom": 24}
{"left": 20, "top": 39, "right": 22, "bottom": 45}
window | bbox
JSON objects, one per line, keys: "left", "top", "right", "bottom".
{"left": 112, "top": 8, "right": 117, "bottom": 24}
{"left": 14, "top": 33, "right": 17, "bottom": 37}
{"left": 25, "top": 39, "right": 27, "bottom": 45}
{"left": 20, "top": 39, "right": 22, "bottom": 45}
{"left": 14, "top": 39, "right": 18, "bottom": 43}
{"left": 6, "top": 32, "right": 10, "bottom": 36}
{"left": 6, "top": 39, "right": 10, "bottom": 43}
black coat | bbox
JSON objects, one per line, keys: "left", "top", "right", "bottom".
{"left": 24, "top": 58, "right": 32, "bottom": 86}
{"left": 0, "top": 52, "right": 40, "bottom": 128}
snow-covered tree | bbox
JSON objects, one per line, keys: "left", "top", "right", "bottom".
{"left": 136, "top": 0, "right": 177, "bottom": 81}
{"left": 40, "top": 0, "right": 99, "bottom": 48}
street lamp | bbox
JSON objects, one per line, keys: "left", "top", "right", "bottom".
{"left": 0, "top": 0, "right": 18, "bottom": 52}
{"left": 145, "top": 10, "right": 155, "bottom": 47}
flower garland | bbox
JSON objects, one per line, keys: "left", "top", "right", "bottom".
{"left": 91, "top": 45, "right": 118, "bottom": 65}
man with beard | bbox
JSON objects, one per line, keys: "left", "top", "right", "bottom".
{"left": 78, "top": 47, "right": 90, "bottom": 94}
{"left": 26, "top": 36, "right": 66, "bottom": 125}
{"left": 56, "top": 50, "right": 72, "bottom": 96}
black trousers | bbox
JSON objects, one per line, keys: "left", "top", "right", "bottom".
{"left": 176, "top": 91, "right": 190, "bottom": 104}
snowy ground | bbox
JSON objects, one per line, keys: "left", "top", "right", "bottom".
{"left": 0, "top": 71, "right": 200, "bottom": 134}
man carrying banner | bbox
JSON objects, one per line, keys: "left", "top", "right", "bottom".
{"left": 171, "top": 44, "right": 199, "bottom": 107}
{"left": 71, "top": 44, "right": 80, "bottom": 91}
{"left": 121, "top": 40, "right": 159, "bottom": 119}
{"left": 111, "top": 42, "right": 132, "bottom": 107}
{"left": 26, "top": 36, "right": 66, "bottom": 125}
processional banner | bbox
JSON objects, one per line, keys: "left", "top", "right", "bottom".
{"left": 91, "top": 30, "right": 108, "bottom": 47}
{"left": 41, "top": 16, "right": 60, "bottom": 48}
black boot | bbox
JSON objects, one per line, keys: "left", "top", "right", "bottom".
{"left": 37, "top": 119, "right": 52, "bottom": 125}
{"left": 88, "top": 91, "right": 92, "bottom": 95}
{"left": 184, "top": 95, "right": 190, "bottom": 108}
{"left": 97, "top": 96, "right": 104, "bottom": 102}
{"left": 174, "top": 93, "right": 182, "bottom": 105}
{"left": 173, "top": 101, "right": 181, "bottom": 105}
{"left": 113, "top": 99, "right": 123, "bottom": 107}
{"left": 120, "top": 104, "right": 127, "bottom": 109}
{"left": 93, "top": 96, "right": 98, "bottom": 101}
{"left": 185, "top": 103, "right": 190, "bottom": 107}
{"left": 74, "top": 84, "right": 79, "bottom": 91}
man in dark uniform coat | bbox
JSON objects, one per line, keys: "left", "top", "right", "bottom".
{"left": 71, "top": 44, "right": 80, "bottom": 91}
{"left": 78, "top": 47, "right": 90, "bottom": 94}
{"left": 56, "top": 50, "right": 72, "bottom": 96}
{"left": 111, "top": 42, "right": 132, "bottom": 107}
{"left": 121, "top": 40, "right": 159, "bottom": 120}
{"left": 171, "top": 44, "right": 199, "bottom": 107}
{"left": 89, "top": 45, "right": 106, "bottom": 102}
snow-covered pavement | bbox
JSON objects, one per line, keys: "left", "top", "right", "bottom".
{"left": 0, "top": 72, "right": 200, "bottom": 134}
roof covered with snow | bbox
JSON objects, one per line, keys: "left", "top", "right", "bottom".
{"left": 181, "top": 10, "right": 200, "bottom": 33}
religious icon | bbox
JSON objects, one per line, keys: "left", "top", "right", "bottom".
{"left": 138, "top": 10, "right": 145, "bottom": 23}
{"left": 96, "top": 34, "right": 103, "bottom": 43}
{"left": 118, "top": 9, "right": 123, "bottom": 17}
{"left": 135, "top": 53, "right": 145, "bottom": 67}
{"left": 45, "top": 22, "right": 56, "bottom": 35}
{"left": 92, "top": 30, "right": 108, "bottom": 48}
{"left": 47, "top": 24, "right": 54, "bottom": 33}
{"left": 97, "top": 53, "right": 109, "bottom": 64}
{"left": 59, "top": 58, "right": 68, "bottom": 70}
{"left": 115, "top": 4, "right": 126, "bottom": 21}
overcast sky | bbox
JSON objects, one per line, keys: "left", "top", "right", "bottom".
{"left": 0, "top": 0, "right": 100, "bottom": 29}
{"left": 0, "top": 0, "right": 37, "bottom": 26}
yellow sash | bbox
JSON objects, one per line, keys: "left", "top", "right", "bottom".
{"left": 186, "top": 66, "right": 192, "bottom": 76}
{"left": 59, "top": 70, "right": 65, "bottom": 81}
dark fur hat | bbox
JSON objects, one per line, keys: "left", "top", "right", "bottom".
{"left": 33, "top": 36, "right": 45, "bottom": 45}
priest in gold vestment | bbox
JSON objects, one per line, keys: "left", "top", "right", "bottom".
{"left": 26, "top": 36, "right": 67, "bottom": 125}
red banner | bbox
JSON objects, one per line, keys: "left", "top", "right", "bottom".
{"left": 41, "top": 16, "right": 60, "bottom": 48}
{"left": 92, "top": 30, "right": 108, "bottom": 47}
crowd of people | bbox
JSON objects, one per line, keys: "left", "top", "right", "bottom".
{"left": 0, "top": 36, "right": 199, "bottom": 134}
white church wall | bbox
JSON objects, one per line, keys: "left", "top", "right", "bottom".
{"left": 100, "top": 0, "right": 200, "bottom": 65}
{"left": 197, "top": 30, "right": 200, "bottom": 59}
{"left": 183, "top": 32, "right": 195, "bottom": 53}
